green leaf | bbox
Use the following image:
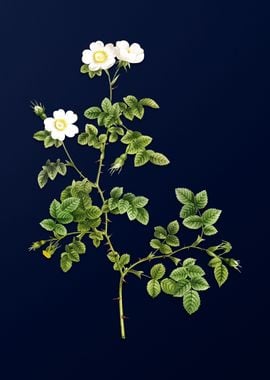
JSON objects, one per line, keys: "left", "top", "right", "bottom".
{"left": 108, "top": 198, "right": 119, "bottom": 211}
{"left": 150, "top": 239, "right": 161, "bottom": 249}
{"left": 183, "top": 290, "right": 201, "bottom": 314}
{"left": 68, "top": 251, "right": 80, "bottom": 262}
{"left": 44, "top": 135, "right": 55, "bottom": 148}
{"left": 173, "top": 279, "right": 191, "bottom": 297}
{"left": 203, "top": 225, "right": 218, "bottom": 236}
{"left": 195, "top": 190, "right": 208, "bottom": 209}
{"left": 161, "top": 278, "right": 176, "bottom": 295}
{"left": 190, "top": 277, "right": 210, "bottom": 291}
{"left": 84, "top": 106, "right": 102, "bottom": 119}
{"left": 121, "top": 131, "right": 141, "bottom": 144}
{"left": 56, "top": 211, "right": 73, "bottom": 224}
{"left": 40, "top": 219, "right": 56, "bottom": 231}
{"left": 146, "top": 279, "right": 161, "bottom": 298}
{"left": 117, "top": 199, "right": 129, "bottom": 214}
{"left": 183, "top": 215, "right": 203, "bottom": 229}
{"left": 132, "top": 196, "right": 149, "bottom": 208}
{"left": 127, "top": 136, "right": 152, "bottom": 154}
{"left": 86, "top": 206, "right": 102, "bottom": 219}
{"left": 127, "top": 205, "right": 138, "bottom": 221}
{"left": 132, "top": 103, "right": 145, "bottom": 119}
{"left": 168, "top": 256, "right": 181, "bottom": 266}
{"left": 139, "top": 98, "right": 159, "bottom": 109}
{"left": 61, "top": 197, "right": 80, "bottom": 213}
{"left": 33, "top": 130, "right": 49, "bottom": 141}
{"left": 208, "top": 257, "right": 222, "bottom": 268}
{"left": 159, "top": 244, "right": 172, "bottom": 254}
{"left": 80, "top": 64, "right": 89, "bottom": 73}
{"left": 54, "top": 224, "right": 67, "bottom": 236}
{"left": 175, "top": 188, "right": 194, "bottom": 204}
{"left": 134, "top": 150, "right": 150, "bottom": 167}
{"left": 180, "top": 204, "right": 197, "bottom": 218}
{"left": 49, "top": 199, "right": 61, "bottom": 218}
{"left": 166, "top": 235, "right": 180, "bottom": 247}
{"left": 123, "top": 95, "right": 138, "bottom": 107}
{"left": 78, "top": 132, "right": 89, "bottom": 145}
{"left": 72, "top": 240, "right": 86, "bottom": 254}
{"left": 85, "top": 124, "right": 98, "bottom": 136}
{"left": 123, "top": 108, "right": 135, "bottom": 121}
{"left": 37, "top": 170, "right": 48, "bottom": 189}
{"left": 123, "top": 193, "right": 136, "bottom": 202}
{"left": 101, "top": 97, "right": 112, "bottom": 113}
{"left": 167, "top": 220, "right": 179, "bottom": 235}
{"left": 183, "top": 258, "right": 196, "bottom": 266}
{"left": 60, "top": 253, "right": 72, "bottom": 273}
{"left": 150, "top": 263, "right": 166, "bottom": 280}
{"left": 56, "top": 161, "right": 67, "bottom": 176}
{"left": 214, "top": 263, "right": 229, "bottom": 287}
{"left": 46, "top": 162, "right": 58, "bottom": 180}
{"left": 202, "top": 209, "right": 222, "bottom": 225}
{"left": 170, "top": 267, "right": 188, "bottom": 281}
{"left": 148, "top": 151, "right": 170, "bottom": 166}
{"left": 60, "top": 186, "right": 72, "bottom": 201}
{"left": 110, "top": 187, "right": 123, "bottom": 199}
{"left": 119, "top": 253, "right": 130, "bottom": 266}
{"left": 154, "top": 226, "right": 167, "bottom": 239}
{"left": 136, "top": 208, "right": 149, "bottom": 225}
{"left": 186, "top": 265, "right": 205, "bottom": 278}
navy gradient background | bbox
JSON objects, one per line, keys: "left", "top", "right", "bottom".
{"left": 0, "top": 0, "right": 269, "bottom": 379}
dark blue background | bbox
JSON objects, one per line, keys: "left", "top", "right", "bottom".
{"left": 1, "top": 0, "right": 269, "bottom": 378}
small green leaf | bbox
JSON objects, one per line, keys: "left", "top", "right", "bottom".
{"left": 44, "top": 135, "right": 55, "bottom": 148}
{"left": 167, "top": 220, "right": 179, "bottom": 235}
{"left": 56, "top": 211, "right": 73, "bottom": 224}
{"left": 119, "top": 253, "right": 130, "bottom": 266}
{"left": 68, "top": 251, "right": 80, "bottom": 262}
{"left": 61, "top": 197, "right": 80, "bottom": 213}
{"left": 190, "top": 277, "right": 210, "bottom": 291}
{"left": 78, "top": 132, "right": 89, "bottom": 145}
{"left": 101, "top": 97, "right": 112, "bottom": 113}
{"left": 37, "top": 170, "right": 48, "bottom": 189}
{"left": 40, "top": 219, "right": 56, "bottom": 231}
{"left": 173, "top": 279, "right": 191, "bottom": 297}
{"left": 56, "top": 161, "right": 67, "bottom": 176}
{"left": 149, "top": 151, "right": 170, "bottom": 166}
{"left": 150, "top": 263, "right": 166, "bottom": 280}
{"left": 159, "top": 244, "right": 172, "bottom": 254}
{"left": 195, "top": 190, "right": 208, "bottom": 209}
{"left": 183, "top": 215, "right": 203, "bottom": 229}
{"left": 123, "top": 95, "right": 138, "bottom": 107}
{"left": 139, "top": 98, "right": 159, "bottom": 109}
{"left": 183, "top": 290, "right": 201, "bottom": 314}
{"left": 54, "top": 224, "right": 67, "bottom": 236}
{"left": 134, "top": 150, "right": 150, "bottom": 167}
{"left": 183, "top": 258, "right": 196, "bottom": 267}
{"left": 154, "top": 226, "right": 167, "bottom": 239}
{"left": 202, "top": 209, "right": 222, "bottom": 225}
{"left": 84, "top": 106, "right": 102, "bottom": 119}
{"left": 214, "top": 263, "right": 229, "bottom": 287}
{"left": 127, "top": 204, "right": 138, "bottom": 221}
{"left": 108, "top": 198, "right": 119, "bottom": 211}
{"left": 33, "top": 130, "right": 49, "bottom": 141}
{"left": 72, "top": 240, "right": 86, "bottom": 254}
{"left": 208, "top": 257, "right": 222, "bottom": 268}
{"left": 161, "top": 278, "right": 176, "bottom": 295}
{"left": 49, "top": 199, "right": 61, "bottom": 218}
{"left": 150, "top": 239, "right": 161, "bottom": 249}
{"left": 46, "top": 163, "right": 58, "bottom": 180}
{"left": 132, "top": 196, "right": 149, "bottom": 208}
{"left": 168, "top": 256, "right": 181, "bottom": 266}
{"left": 80, "top": 64, "right": 89, "bottom": 73}
{"left": 110, "top": 187, "right": 123, "bottom": 199}
{"left": 136, "top": 208, "right": 149, "bottom": 225}
{"left": 146, "top": 279, "right": 161, "bottom": 298}
{"left": 60, "top": 253, "right": 72, "bottom": 273}
{"left": 170, "top": 267, "right": 188, "bottom": 281}
{"left": 186, "top": 265, "right": 205, "bottom": 278}
{"left": 175, "top": 188, "right": 194, "bottom": 205}
{"left": 117, "top": 199, "right": 129, "bottom": 214}
{"left": 203, "top": 225, "right": 218, "bottom": 236}
{"left": 165, "top": 235, "right": 180, "bottom": 247}
{"left": 86, "top": 206, "right": 102, "bottom": 219}
{"left": 180, "top": 204, "right": 197, "bottom": 218}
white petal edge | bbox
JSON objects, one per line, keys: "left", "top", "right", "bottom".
{"left": 44, "top": 117, "right": 54, "bottom": 131}
{"left": 65, "top": 124, "right": 79, "bottom": 137}
{"left": 50, "top": 130, "right": 65, "bottom": 141}
{"left": 90, "top": 41, "right": 104, "bottom": 51}
{"left": 53, "top": 109, "right": 65, "bottom": 119}
{"left": 116, "top": 40, "right": 129, "bottom": 49}
{"left": 65, "top": 111, "right": 78, "bottom": 124}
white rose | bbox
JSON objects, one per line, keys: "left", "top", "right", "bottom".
{"left": 44, "top": 109, "right": 79, "bottom": 141}
{"left": 115, "top": 40, "right": 144, "bottom": 63}
{"left": 82, "top": 40, "right": 116, "bottom": 71}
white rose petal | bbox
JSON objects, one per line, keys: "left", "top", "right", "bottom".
{"left": 81, "top": 40, "right": 116, "bottom": 71}
{"left": 115, "top": 40, "right": 144, "bottom": 64}
{"left": 43, "top": 109, "right": 79, "bottom": 142}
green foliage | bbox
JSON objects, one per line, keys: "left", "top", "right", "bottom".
{"left": 37, "top": 159, "right": 67, "bottom": 188}
{"left": 150, "top": 220, "right": 180, "bottom": 253}
{"left": 214, "top": 263, "right": 229, "bottom": 287}
{"left": 77, "top": 124, "right": 102, "bottom": 149}
{"left": 80, "top": 64, "right": 102, "bottom": 78}
{"left": 146, "top": 279, "right": 161, "bottom": 298}
{"left": 33, "top": 130, "right": 63, "bottom": 148}
{"left": 122, "top": 96, "right": 159, "bottom": 121}
{"left": 60, "top": 238, "right": 86, "bottom": 272}
{"left": 183, "top": 290, "right": 201, "bottom": 315}
{"left": 150, "top": 263, "right": 165, "bottom": 280}
{"left": 108, "top": 187, "right": 149, "bottom": 225}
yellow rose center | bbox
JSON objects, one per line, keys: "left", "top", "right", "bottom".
{"left": 54, "top": 118, "right": 67, "bottom": 131}
{"left": 93, "top": 50, "right": 108, "bottom": 63}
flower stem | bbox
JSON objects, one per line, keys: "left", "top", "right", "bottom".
{"left": 118, "top": 276, "right": 126, "bottom": 339}
{"left": 62, "top": 143, "right": 87, "bottom": 180}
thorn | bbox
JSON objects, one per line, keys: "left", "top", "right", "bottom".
{"left": 122, "top": 315, "right": 129, "bottom": 320}
{"left": 113, "top": 297, "right": 120, "bottom": 301}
